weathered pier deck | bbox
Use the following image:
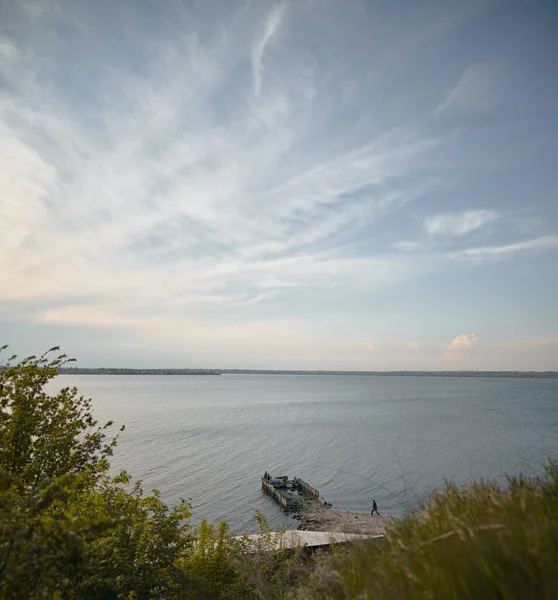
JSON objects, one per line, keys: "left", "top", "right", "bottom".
{"left": 236, "top": 530, "right": 383, "bottom": 552}
{"left": 261, "top": 475, "right": 300, "bottom": 509}
{"left": 261, "top": 474, "right": 331, "bottom": 510}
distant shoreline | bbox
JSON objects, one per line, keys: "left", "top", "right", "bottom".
{"left": 58, "top": 368, "right": 221, "bottom": 376}
{"left": 57, "top": 368, "right": 558, "bottom": 379}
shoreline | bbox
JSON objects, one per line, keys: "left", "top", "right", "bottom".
{"left": 262, "top": 475, "right": 396, "bottom": 536}
{"left": 57, "top": 368, "right": 558, "bottom": 379}
{"left": 296, "top": 493, "right": 395, "bottom": 535}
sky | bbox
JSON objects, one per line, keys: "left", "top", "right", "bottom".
{"left": 1, "top": 0, "right": 557, "bottom": 370}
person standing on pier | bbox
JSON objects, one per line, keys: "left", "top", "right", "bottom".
{"left": 371, "top": 499, "right": 380, "bottom": 516}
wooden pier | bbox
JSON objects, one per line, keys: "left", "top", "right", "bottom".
{"left": 261, "top": 476, "right": 300, "bottom": 508}
{"left": 261, "top": 474, "right": 331, "bottom": 509}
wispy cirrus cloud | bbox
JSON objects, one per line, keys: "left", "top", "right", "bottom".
{"left": 252, "top": 2, "right": 286, "bottom": 96}
{"left": 0, "top": 0, "right": 443, "bottom": 322}
{"left": 453, "top": 236, "right": 558, "bottom": 260}
{"left": 424, "top": 210, "right": 499, "bottom": 237}
{"left": 1, "top": 0, "right": 557, "bottom": 369}
{"left": 436, "top": 62, "right": 501, "bottom": 113}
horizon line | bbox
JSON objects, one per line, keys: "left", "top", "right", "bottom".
{"left": 57, "top": 367, "right": 558, "bottom": 377}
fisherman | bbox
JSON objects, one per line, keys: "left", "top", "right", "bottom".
{"left": 264, "top": 471, "right": 268, "bottom": 480}
{"left": 371, "top": 499, "right": 380, "bottom": 516}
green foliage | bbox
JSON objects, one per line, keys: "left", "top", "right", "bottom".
{"left": 177, "top": 512, "right": 315, "bottom": 599}
{"left": 179, "top": 518, "right": 254, "bottom": 599}
{"left": 0, "top": 346, "right": 193, "bottom": 599}
{"left": 0, "top": 346, "right": 121, "bottom": 490}
{"left": 295, "top": 462, "right": 558, "bottom": 600}
{"left": 0, "top": 466, "right": 193, "bottom": 599}
{"left": 237, "top": 512, "right": 314, "bottom": 600}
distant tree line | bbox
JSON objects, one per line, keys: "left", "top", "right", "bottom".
{"left": 57, "top": 367, "right": 221, "bottom": 375}
{"left": 54, "top": 367, "right": 558, "bottom": 378}
{"left": 217, "top": 369, "right": 558, "bottom": 378}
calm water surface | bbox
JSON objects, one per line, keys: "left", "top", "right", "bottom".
{"left": 51, "top": 375, "right": 558, "bottom": 532}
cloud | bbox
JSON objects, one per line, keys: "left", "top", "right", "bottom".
{"left": 35, "top": 304, "right": 341, "bottom": 366}
{"left": 20, "top": 0, "right": 60, "bottom": 19}
{"left": 0, "top": 5, "right": 442, "bottom": 316}
{"left": 449, "top": 333, "right": 480, "bottom": 350}
{"left": 252, "top": 2, "right": 285, "bottom": 95}
{"left": 453, "top": 236, "right": 558, "bottom": 260}
{"left": 0, "top": 39, "right": 18, "bottom": 59}
{"left": 393, "top": 240, "right": 424, "bottom": 252}
{"left": 1, "top": 0, "right": 557, "bottom": 370}
{"left": 436, "top": 62, "right": 500, "bottom": 113}
{"left": 424, "top": 210, "right": 498, "bottom": 237}
{"left": 405, "top": 341, "right": 424, "bottom": 350}
{"left": 365, "top": 341, "right": 384, "bottom": 353}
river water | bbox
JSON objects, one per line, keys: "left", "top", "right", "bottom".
{"left": 50, "top": 374, "right": 558, "bottom": 532}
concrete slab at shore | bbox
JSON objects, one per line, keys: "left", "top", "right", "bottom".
{"left": 236, "top": 530, "right": 383, "bottom": 551}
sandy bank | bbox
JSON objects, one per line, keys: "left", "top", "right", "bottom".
{"left": 298, "top": 497, "right": 396, "bottom": 535}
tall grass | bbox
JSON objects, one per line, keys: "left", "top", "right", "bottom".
{"left": 295, "top": 461, "right": 558, "bottom": 599}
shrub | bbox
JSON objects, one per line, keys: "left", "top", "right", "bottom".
{"left": 0, "top": 347, "right": 192, "bottom": 599}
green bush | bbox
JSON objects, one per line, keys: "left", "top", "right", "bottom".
{"left": 0, "top": 347, "right": 192, "bottom": 599}
{"left": 180, "top": 513, "right": 315, "bottom": 599}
